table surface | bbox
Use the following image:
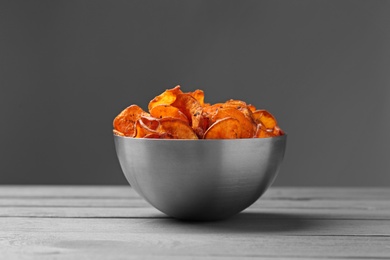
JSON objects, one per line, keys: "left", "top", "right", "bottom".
{"left": 1, "top": 186, "right": 389, "bottom": 259}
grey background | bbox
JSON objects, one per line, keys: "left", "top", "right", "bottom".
{"left": 1, "top": 0, "right": 389, "bottom": 186}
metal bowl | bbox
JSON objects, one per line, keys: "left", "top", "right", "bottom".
{"left": 114, "top": 135, "right": 287, "bottom": 221}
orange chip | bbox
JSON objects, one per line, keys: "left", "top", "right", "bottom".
{"left": 171, "top": 93, "right": 205, "bottom": 138}
{"left": 143, "top": 133, "right": 175, "bottom": 139}
{"left": 150, "top": 104, "right": 189, "bottom": 123}
{"left": 113, "top": 86, "right": 284, "bottom": 139}
{"left": 113, "top": 129, "right": 124, "bottom": 136}
{"left": 255, "top": 124, "right": 276, "bottom": 138}
{"left": 273, "top": 125, "right": 284, "bottom": 136}
{"left": 113, "top": 105, "right": 149, "bottom": 137}
{"left": 252, "top": 109, "right": 277, "bottom": 130}
{"left": 247, "top": 104, "right": 256, "bottom": 112}
{"left": 140, "top": 116, "right": 160, "bottom": 130}
{"left": 211, "top": 108, "right": 256, "bottom": 138}
{"left": 202, "top": 103, "right": 223, "bottom": 117}
{"left": 222, "top": 99, "right": 254, "bottom": 119}
{"left": 158, "top": 118, "right": 198, "bottom": 139}
{"left": 148, "top": 85, "right": 183, "bottom": 111}
{"left": 188, "top": 89, "right": 205, "bottom": 106}
{"left": 204, "top": 117, "right": 241, "bottom": 139}
{"left": 223, "top": 99, "right": 247, "bottom": 109}
{"left": 135, "top": 119, "right": 158, "bottom": 138}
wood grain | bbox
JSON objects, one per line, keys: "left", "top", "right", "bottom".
{"left": 0, "top": 186, "right": 389, "bottom": 259}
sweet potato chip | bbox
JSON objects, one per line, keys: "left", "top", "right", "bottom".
{"left": 171, "top": 93, "right": 205, "bottom": 138}
{"left": 273, "top": 125, "right": 284, "bottom": 136}
{"left": 150, "top": 104, "right": 189, "bottom": 123}
{"left": 158, "top": 118, "right": 198, "bottom": 139}
{"left": 204, "top": 117, "right": 241, "bottom": 139}
{"left": 140, "top": 116, "right": 160, "bottom": 130}
{"left": 143, "top": 133, "right": 175, "bottom": 139}
{"left": 247, "top": 104, "right": 257, "bottom": 112}
{"left": 148, "top": 85, "right": 183, "bottom": 111}
{"left": 255, "top": 124, "right": 276, "bottom": 138}
{"left": 211, "top": 108, "right": 256, "bottom": 138}
{"left": 113, "top": 129, "right": 125, "bottom": 136}
{"left": 114, "top": 86, "right": 284, "bottom": 139}
{"left": 135, "top": 119, "right": 158, "bottom": 138}
{"left": 202, "top": 103, "right": 223, "bottom": 117}
{"left": 223, "top": 99, "right": 247, "bottom": 109}
{"left": 221, "top": 99, "right": 254, "bottom": 120}
{"left": 113, "top": 105, "right": 149, "bottom": 137}
{"left": 252, "top": 109, "right": 277, "bottom": 130}
{"left": 189, "top": 89, "right": 205, "bottom": 106}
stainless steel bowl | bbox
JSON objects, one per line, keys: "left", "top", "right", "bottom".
{"left": 114, "top": 135, "right": 287, "bottom": 221}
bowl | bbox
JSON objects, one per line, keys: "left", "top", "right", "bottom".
{"left": 114, "top": 135, "right": 287, "bottom": 221}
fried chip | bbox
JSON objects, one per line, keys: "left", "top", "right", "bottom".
{"left": 255, "top": 124, "right": 276, "bottom": 138}
{"left": 204, "top": 117, "right": 241, "bottom": 139}
{"left": 273, "top": 125, "right": 284, "bottom": 136}
{"left": 150, "top": 104, "right": 189, "bottom": 123}
{"left": 171, "top": 93, "right": 205, "bottom": 138}
{"left": 139, "top": 116, "right": 160, "bottom": 130}
{"left": 143, "top": 133, "right": 175, "bottom": 139}
{"left": 211, "top": 108, "right": 256, "bottom": 138}
{"left": 113, "top": 129, "right": 125, "bottom": 136}
{"left": 158, "top": 118, "right": 198, "bottom": 139}
{"left": 148, "top": 85, "right": 183, "bottom": 111}
{"left": 247, "top": 104, "right": 257, "bottom": 112}
{"left": 252, "top": 109, "right": 277, "bottom": 130}
{"left": 188, "top": 89, "right": 205, "bottom": 106}
{"left": 113, "top": 105, "right": 149, "bottom": 137}
{"left": 202, "top": 103, "right": 223, "bottom": 117}
{"left": 113, "top": 86, "right": 284, "bottom": 139}
{"left": 135, "top": 119, "right": 157, "bottom": 138}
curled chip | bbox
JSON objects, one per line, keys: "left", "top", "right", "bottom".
{"left": 189, "top": 89, "right": 205, "bottom": 106}
{"left": 143, "top": 133, "right": 175, "bottom": 139}
{"left": 113, "top": 85, "right": 284, "bottom": 139}
{"left": 135, "top": 119, "right": 157, "bottom": 138}
{"left": 148, "top": 85, "right": 183, "bottom": 111}
{"left": 204, "top": 117, "right": 241, "bottom": 139}
{"left": 150, "top": 105, "right": 189, "bottom": 123}
{"left": 158, "top": 118, "right": 198, "bottom": 139}
{"left": 113, "top": 105, "right": 149, "bottom": 137}
{"left": 252, "top": 109, "right": 277, "bottom": 130}
{"left": 171, "top": 93, "right": 205, "bottom": 138}
{"left": 210, "top": 108, "right": 255, "bottom": 138}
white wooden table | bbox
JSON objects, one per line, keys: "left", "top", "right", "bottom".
{"left": 1, "top": 186, "right": 389, "bottom": 259}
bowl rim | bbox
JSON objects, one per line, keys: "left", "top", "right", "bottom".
{"left": 113, "top": 133, "right": 287, "bottom": 142}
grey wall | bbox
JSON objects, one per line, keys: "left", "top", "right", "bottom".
{"left": 1, "top": 0, "right": 389, "bottom": 186}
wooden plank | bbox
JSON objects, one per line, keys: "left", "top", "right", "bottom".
{"left": 1, "top": 186, "right": 389, "bottom": 201}
{"left": 0, "top": 185, "right": 134, "bottom": 198}
{"left": 1, "top": 218, "right": 390, "bottom": 259}
{"left": 1, "top": 197, "right": 389, "bottom": 211}
{"left": 1, "top": 198, "right": 389, "bottom": 219}
{"left": 2, "top": 207, "right": 390, "bottom": 220}
{"left": 1, "top": 206, "right": 390, "bottom": 220}
{"left": 1, "top": 217, "right": 390, "bottom": 236}
{"left": 1, "top": 186, "right": 389, "bottom": 259}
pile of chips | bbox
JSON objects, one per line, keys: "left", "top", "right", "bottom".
{"left": 113, "top": 86, "right": 284, "bottom": 139}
